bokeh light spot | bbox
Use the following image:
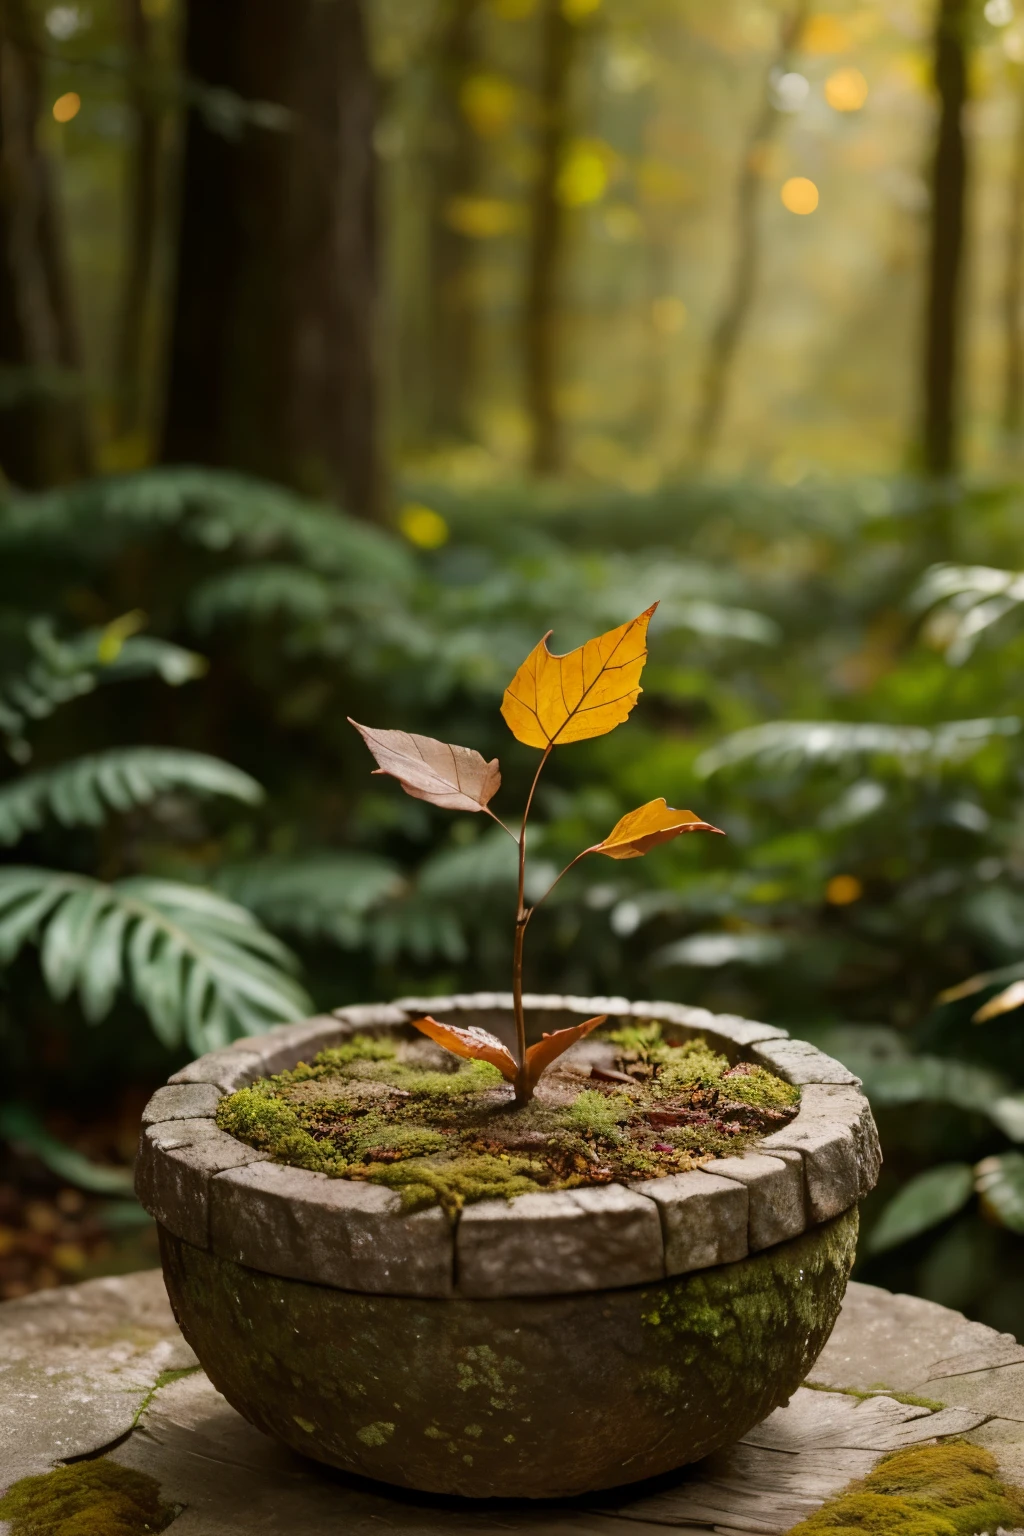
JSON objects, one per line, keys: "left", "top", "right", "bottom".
{"left": 781, "top": 176, "right": 819, "bottom": 215}
{"left": 562, "top": 0, "right": 601, "bottom": 18}
{"left": 398, "top": 504, "right": 449, "bottom": 550}
{"left": 557, "top": 144, "right": 610, "bottom": 207}
{"left": 52, "top": 92, "right": 81, "bottom": 124}
{"left": 825, "top": 67, "right": 869, "bottom": 111}
{"left": 826, "top": 875, "right": 863, "bottom": 906}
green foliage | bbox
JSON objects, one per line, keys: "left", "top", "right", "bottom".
{"left": 867, "top": 1165, "right": 976, "bottom": 1255}
{"left": 0, "top": 747, "right": 262, "bottom": 845}
{"left": 0, "top": 868, "right": 309, "bottom": 1050}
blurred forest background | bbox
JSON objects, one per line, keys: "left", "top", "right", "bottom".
{"left": 3, "top": 0, "right": 1024, "bottom": 1341}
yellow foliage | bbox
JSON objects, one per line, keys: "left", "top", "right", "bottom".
{"left": 398, "top": 504, "right": 450, "bottom": 549}
{"left": 557, "top": 142, "right": 611, "bottom": 207}
{"left": 589, "top": 799, "right": 723, "bottom": 860}
{"left": 781, "top": 177, "right": 819, "bottom": 215}
{"left": 459, "top": 72, "right": 517, "bottom": 137}
{"left": 800, "top": 13, "right": 853, "bottom": 54}
{"left": 52, "top": 92, "right": 81, "bottom": 123}
{"left": 444, "top": 197, "right": 519, "bottom": 239}
{"left": 501, "top": 605, "right": 656, "bottom": 748}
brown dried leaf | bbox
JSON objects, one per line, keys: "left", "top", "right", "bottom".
{"left": 500, "top": 605, "right": 657, "bottom": 749}
{"left": 348, "top": 720, "right": 500, "bottom": 814}
{"left": 524, "top": 1014, "right": 607, "bottom": 1083}
{"left": 409, "top": 1016, "right": 518, "bottom": 1083}
{"left": 588, "top": 797, "right": 725, "bottom": 860}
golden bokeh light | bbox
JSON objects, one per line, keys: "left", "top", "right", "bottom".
{"left": 651, "top": 296, "right": 687, "bottom": 335}
{"left": 825, "top": 67, "right": 869, "bottom": 112}
{"left": 557, "top": 143, "right": 610, "bottom": 207}
{"left": 398, "top": 504, "right": 450, "bottom": 550}
{"left": 781, "top": 176, "right": 819, "bottom": 215}
{"left": 801, "top": 14, "right": 853, "bottom": 54}
{"left": 826, "top": 874, "right": 863, "bottom": 906}
{"left": 562, "top": 0, "right": 601, "bottom": 18}
{"left": 52, "top": 92, "right": 81, "bottom": 124}
{"left": 444, "top": 197, "right": 518, "bottom": 239}
{"left": 459, "top": 73, "right": 517, "bottom": 138}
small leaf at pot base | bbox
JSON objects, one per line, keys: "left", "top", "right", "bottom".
{"left": 410, "top": 1016, "right": 518, "bottom": 1083}
{"left": 589, "top": 798, "right": 725, "bottom": 860}
{"left": 500, "top": 604, "right": 657, "bottom": 749}
{"left": 348, "top": 720, "right": 501, "bottom": 814}
{"left": 524, "top": 1014, "right": 607, "bottom": 1084}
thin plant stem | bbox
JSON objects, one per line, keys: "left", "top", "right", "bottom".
{"left": 524, "top": 847, "right": 592, "bottom": 926}
{"left": 484, "top": 807, "right": 517, "bottom": 841}
{"left": 513, "top": 745, "right": 552, "bottom": 1102}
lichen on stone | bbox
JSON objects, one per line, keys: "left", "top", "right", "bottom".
{"left": 216, "top": 1022, "right": 800, "bottom": 1215}
{"left": 0, "top": 1459, "right": 176, "bottom": 1536}
{"left": 786, "top": 1441, "right": 1024, "bottom": 1535}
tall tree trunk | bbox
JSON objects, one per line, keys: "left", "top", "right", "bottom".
{"left": 922, "top": 0, "right": 968, "bottom": 477}
{"left": 114, "top": 0, "right": 161, "bottom": 440}
{"left": 691, "top": 0, "right": 810, "bottom": 467}
{"left": 1002, "top": 67, "right": 1024, "bottom": 445}
{"left": 525, "top": 0, "right": 576, "bottom": 477}
{"left": 426, "top": 0, "right": 481, "bottom": 442}
{"left": 162, "top": 0, "right": 380, "bottom": 518}
{"left": 0, "top": 0, "right": 93, "bottom": 488}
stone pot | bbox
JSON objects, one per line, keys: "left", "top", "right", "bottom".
{"left": 136, "top": 994, "right": 880, "bottom": 1499}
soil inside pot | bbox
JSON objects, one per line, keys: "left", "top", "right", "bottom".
{"left": 217, "top": 1022, "right": 799, "bottom": 1217}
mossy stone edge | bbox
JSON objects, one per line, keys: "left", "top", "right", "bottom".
{"left": 159, "top": 1205, "right": 858, "bottom": 1500}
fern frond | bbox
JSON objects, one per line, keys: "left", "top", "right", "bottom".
{"left": 0, "top": 467, "right": 414, "bottom": 584}
{"left": 696, "top": 718, "right": 1021, "bottom": 778}
{"left": 189, "top": 564, "right": 336, "bottom": 630}
{"left": 0, "top": 868, "right": 310, "bottom": 1051}
{"left": 215, "top": 853, "right": 403, "bottom": 945}
{"left": 912, "top": 563, "right": 1024, "bottom": 663}
{"left": 0, "top": 617, "right": 206, "bottom": 756}
{"left": 0, "top": 748, "right": 263, "bottom": 846}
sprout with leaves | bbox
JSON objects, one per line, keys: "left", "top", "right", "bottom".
{"left": 351, "top": 604, "right": 723, "bottom": 1104}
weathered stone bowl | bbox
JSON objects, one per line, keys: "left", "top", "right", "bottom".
{"left": 137, "top": 994, "right": 880, "bottom": 1499}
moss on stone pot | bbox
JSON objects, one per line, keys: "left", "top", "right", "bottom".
{"left": 215, "top": 1023, "right": 800, "bottom": 1218}
{"left": 160, "top": 1205, "right": 857, "bottom": 1500}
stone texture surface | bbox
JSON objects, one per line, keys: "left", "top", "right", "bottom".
{"left": 169, "top": 1045, "right": 267, "bottom": 1092}
{"left": 751, "top": 1037, "right": 860, "bottom": 1086}
{"left": 0, "top": 1271, "right": 196, "bottom": 1486}
{"left": 5, "top": 1268, "right": 1023, "bottom": 1534}
{"left": 765, "top": 1083, "right": 883, "bottom": 1208}
{"left": 159, "top": 1209, "right": 856, "bottom": 1498}
{"left": 633, "top": 1168, "right": 749, "bottom": 1274}
{"left": 141, "top": 1082, "right": 222, "bottom": 1127}
{"left": 135, "top": 1119, "right": 268, "bottom": 1248}
{"left": 209, "top": 1160, "right": 454, "bottom": 1297}
{"left": 456, "top": 1183, "right": 664, "bottom": 1297}
{"left": 761, "top": 1114, "right": 861, "bottom": 1223}
{"left": 700, "top": 1150, "right": 805, "bottom": 1251}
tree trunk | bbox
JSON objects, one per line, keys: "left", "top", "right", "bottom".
{"left": 162, "top": 0, "right": 380, "bottom": 518}
{"left": 922, "top": 0, "right": 968, "bottom": 477}
{"left": 524, "top": 0, "right": 576, "bottom": 478}
{"left": 114, "top": 0, "right": 161, "bottom": 440}
{"left": 1002, "top": 67, "right": 1024, "bottom": 445}
{"left": 691, "top": 0, "right": 810, "bottom": 467}
{"left": 0, "top": 0, "right": 93, "bottom": 488}
{"left": 425, "top": 0, "right": 482, "bottom": 442}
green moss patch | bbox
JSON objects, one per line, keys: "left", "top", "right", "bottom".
{"left": 0, "top": 1460, "right": 176, "bottom": 1536}
{"left": 786, "top": 1441, "right": 1024, "bottom": 1535}
{"left": 217, "top": 1022, "right": 799, "bottom": 1216}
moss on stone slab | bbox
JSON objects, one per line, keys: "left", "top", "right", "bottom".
{"left": 0, "top": 1460, "right": 176, "bottom": 1536}
{"left": 786, "top": 1441, "right": 1024, "bottom": 1535}
{"left": 216, "top": 1023, "right": 800, "bottom": 1215}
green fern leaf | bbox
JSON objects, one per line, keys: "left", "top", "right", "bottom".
{"left": 696, "top": 718, "right": 1020, "bottom": 778}
{"left": 0, "top": 747, "right": 263, "bottom": 846}
{"left": 0, "top": 868, "right": 310, "bottom": 1051}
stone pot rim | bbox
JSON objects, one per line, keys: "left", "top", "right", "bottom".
{"left": 136, "top": 994, "right": 881, "bottom": 1301}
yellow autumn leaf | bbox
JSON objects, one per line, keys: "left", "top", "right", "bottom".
{"left": 500, "top": 603, "right": 657, "bottom": 749}
{"left": 523, "top": 1013, "right": 606, "bottom": 1081}
{"left": 410, "top": 1016, "right": 518, "bottom": 1082}
{"left": 588, "top": 798, "right": 725, "bottom": 860}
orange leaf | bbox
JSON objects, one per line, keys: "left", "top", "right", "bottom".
{"left": 973, "top": 981, "right": 1024, "bottom": 1023}
{"left": 410, "top": 1016, "right": 518, "bottom": 1082}
{"left": 500, "top": 604, "right": 658, "bottom": 749}
{"left": 587, "top": 797, "right": 725, "bottom": 860}
{"left": 524, "top": 1014, "right": 607, "bottom": 1083}
{"left": 349, "top": 720, "right": 500, "bottom": 814}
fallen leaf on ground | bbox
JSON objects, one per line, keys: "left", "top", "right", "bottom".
{"left": 410, "top": 1017, "right": 518, "bottom": 1082}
